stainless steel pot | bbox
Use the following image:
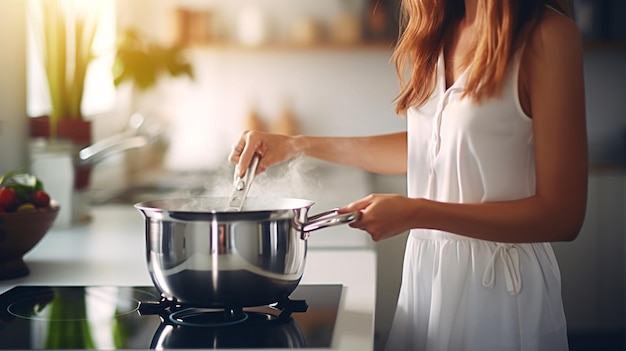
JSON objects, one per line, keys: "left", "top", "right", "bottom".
{"left": 134, "top": 197, "right": 358, "bottom": 308}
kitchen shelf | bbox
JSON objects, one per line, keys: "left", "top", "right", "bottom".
{"left": 184, "top": 40, "right": 397, "bottom": 53}
{"left": 187, "top": 39, "right": 626, "bottom": 53}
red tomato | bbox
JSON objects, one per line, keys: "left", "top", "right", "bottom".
{"left": 0, "top": 187, "right": 17, "bottom": 209}
{"left": 31, "top": 190, "right": 51, "bottom": 208}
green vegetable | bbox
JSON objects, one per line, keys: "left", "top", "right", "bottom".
{"left": 0, "top": 170, "right": 44, "bottom": 190}
{"left": 1, "top": 172, "right": 42, "bottom": 203}
{"left": 0, "top": 171, "right": 49, "bottom": 211}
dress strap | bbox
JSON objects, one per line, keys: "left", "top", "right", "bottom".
{"left": 482, "top": 243, "right": 522, "bottom": 295}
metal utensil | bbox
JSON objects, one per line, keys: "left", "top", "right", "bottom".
{"left": 225, "top": 154, "right": 261, "bottom": 211}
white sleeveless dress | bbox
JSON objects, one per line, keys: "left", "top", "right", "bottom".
{"left": 385, "top": 51, "right": 569, "bottom": 351}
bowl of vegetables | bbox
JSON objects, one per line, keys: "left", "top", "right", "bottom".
{"left": 0, "top": 171, "right": 59, "bottom": 280}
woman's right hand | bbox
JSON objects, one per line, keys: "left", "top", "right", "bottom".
{"left": 228, "top": 130, "right": 300, "bottom": 178}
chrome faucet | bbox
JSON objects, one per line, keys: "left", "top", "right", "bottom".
{"left": 77, "top": 113, "right": 162, "bottom": 168}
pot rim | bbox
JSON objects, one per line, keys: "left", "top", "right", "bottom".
{"left": 134, "top": 196, "right": 315, "bottom": 214}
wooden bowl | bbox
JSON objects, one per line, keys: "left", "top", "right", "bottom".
{"left": 0, "top": 205, "right": 59, "bottom": 279}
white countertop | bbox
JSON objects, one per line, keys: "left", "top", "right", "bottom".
{"left": 0, "top": 205, "right": 377, "bottom": 351}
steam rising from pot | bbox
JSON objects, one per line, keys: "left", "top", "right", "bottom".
{"left": 203, "top": 156, "right": 322, "bottom": 201}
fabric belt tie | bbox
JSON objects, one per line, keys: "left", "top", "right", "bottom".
{"left": 482, "top": 243, "right": 522, "bottom": 295}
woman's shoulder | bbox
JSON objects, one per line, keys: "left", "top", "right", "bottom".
{"left": 525, "top": 7, "right": 583, "bottom": 56}
{"left": 517, "top": 7, "right": 584, "bottom": 117}
{"left": 519, "top": 7, "right": 583, "bottom": 84}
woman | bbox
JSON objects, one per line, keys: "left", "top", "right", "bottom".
{"left": 229, "top": 0, "right": 587, "bottom": 349}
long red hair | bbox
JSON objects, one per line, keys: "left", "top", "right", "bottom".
{"left": 393, "top": 0, "right": 572, "bottom": 115}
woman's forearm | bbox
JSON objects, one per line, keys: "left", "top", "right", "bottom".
{"left": 412, "top": 194, "right": 586, "bottom": 243}
{"left": 292, "top": 132, "right": 408, "bottom": 174}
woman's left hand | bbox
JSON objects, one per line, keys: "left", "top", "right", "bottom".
{"left": 338, "top": 194, "right": 418, "bottom": 241}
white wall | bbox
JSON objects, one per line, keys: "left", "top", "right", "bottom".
{"left": 140, "top": 49, "right": 403, "bottom": 170}
{"left": 110, "top": 0, "right": 404, "bottom": 171}
{"left": 0, "top": 0, "right": 28, "bottom": 174}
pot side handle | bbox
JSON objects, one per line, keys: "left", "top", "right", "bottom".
{"left": 302, "top": 209, "right": 361, "bottom": 237}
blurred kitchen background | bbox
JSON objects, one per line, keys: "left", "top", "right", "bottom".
{"left": 0, "top": 0, "right": 625, "bottom": 349}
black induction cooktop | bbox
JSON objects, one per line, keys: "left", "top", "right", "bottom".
{"left": 0, "top": 284, "right": 342, "bottom": 350}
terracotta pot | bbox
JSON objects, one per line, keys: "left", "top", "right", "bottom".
{"left": 29, "top": 116, "right": 92, "bottom": 144}
{"left": 29, "top": 116, "right": 51, "bottom": 139}
{"left": 57, "top": 119, "right": 92, "bottom": 190}
{"left": 57, "top": 119, "right": 92, "bottom": 147}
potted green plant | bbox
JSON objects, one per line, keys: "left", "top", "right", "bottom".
{"left": 112, "top": 28, "right": 194, "bottom": 97}
{"left": 29, "top": 0, "right": 100, "bottom": 145}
